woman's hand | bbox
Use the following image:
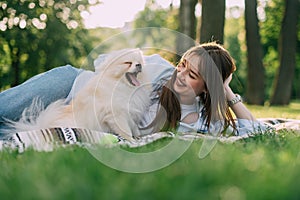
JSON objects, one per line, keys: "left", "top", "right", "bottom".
{"left": 223, "top": 74, "right": 234, "bottom": 100}
{"left": 223, "top": 73, "right": 255, "bottom": 121}
{"left": 224, "top": 74, "right": 232, "bottom": 89}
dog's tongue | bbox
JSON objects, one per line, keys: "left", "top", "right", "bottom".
{"left": 129, "top": 73, "right": 140, "bottom": 86}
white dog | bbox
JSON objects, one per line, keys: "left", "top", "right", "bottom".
{"left": 6, "top": 48, "right": 150, "bottom": 141}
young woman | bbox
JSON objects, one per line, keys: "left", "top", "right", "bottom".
{"left": 139, "top": 42, "right": 262, "bottom": 136}
{"left": 0, "top": 42, "right": 266, "bottom": 139}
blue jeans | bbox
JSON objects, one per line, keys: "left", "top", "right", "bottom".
{"left": 0, "top": 65, "right": 82, "bottom": 138}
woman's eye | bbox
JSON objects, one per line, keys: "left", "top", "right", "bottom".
{"left": 189, "top": 73, "right": 196, "bottom": 79}
{"left": 124, "top": 62, "right": 132, "bottom": 66}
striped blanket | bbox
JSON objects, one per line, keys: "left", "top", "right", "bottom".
{"left": 1, "top": 118, "right": 299, "bottom": 152}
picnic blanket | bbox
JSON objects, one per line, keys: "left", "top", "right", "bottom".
{"left": 0, "top": 118, "right": 299, "bottom": 153}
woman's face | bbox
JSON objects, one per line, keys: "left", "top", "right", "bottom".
{"left": 174, "top": 55, "right": 206, "bottom": 104}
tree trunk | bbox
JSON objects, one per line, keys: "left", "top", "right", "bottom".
{"left": 270, "top": 0, "right": 299, "bottom": 105}
{"left": 200, "top": 0, "right": 225, "bottom": 44}
{"left": 176, "top": 0, "right": 198, "bottom": 59}
{"left": 245, "top": 0, "right": 265, "bottom": 105}
{"left": 8, "top": 43, "right": 21, "bottom": 87}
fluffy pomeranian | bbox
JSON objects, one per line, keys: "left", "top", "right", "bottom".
{"left": 6, "top": 48, "right": 150, "bottom": 141}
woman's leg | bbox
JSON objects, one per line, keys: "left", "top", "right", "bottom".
{"left": 0, "top": 65, "right": 82, "bottom": 137}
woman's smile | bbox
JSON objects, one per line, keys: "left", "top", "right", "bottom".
{"left": 175, "top": 77, "right": 186, "bottom": 87}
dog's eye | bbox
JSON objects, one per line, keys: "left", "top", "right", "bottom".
{"left": 124, "top": 62, "right": 132, "bottom": 67}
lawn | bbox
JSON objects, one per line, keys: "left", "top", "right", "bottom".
{"left": 248, "top": 100, "right": 300, "bottom": 120}
{"left": 0, "top": 102, "right": 299, "bottom": 200}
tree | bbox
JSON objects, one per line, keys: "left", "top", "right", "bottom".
{"left": 176, "top": 0, "right": 198, "bottom": 58}
{"left": 260, "top": 0, "right": 283, "bottom": 100}
{"left": 244, "top": 0, "right": 265, "bottom": 105}
{"left": 224, "top": 16, "right": 247, "bottom": 96}
{"left": 270, "top": 0, "right": 299, "bottom": 105}
{"left": 200, "top": 0, "right": 225, "bottom": 44}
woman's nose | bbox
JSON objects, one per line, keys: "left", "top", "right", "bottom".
{"left": 176, "top": 68, "right": 187, "bottom": 81}
{"left": 177, "top": 67, "right": 188, "bottom": 76}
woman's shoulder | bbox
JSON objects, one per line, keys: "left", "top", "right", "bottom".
{"left": 143, "top": 54, "right": 175, "bottom": 83}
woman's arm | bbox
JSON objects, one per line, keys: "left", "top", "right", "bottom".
{"left": 224, "top": 74, "right": 255, "bottom": 121}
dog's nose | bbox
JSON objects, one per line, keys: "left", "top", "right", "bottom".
{"left": 136, "top": 63, "right": 142, "bottom": 72}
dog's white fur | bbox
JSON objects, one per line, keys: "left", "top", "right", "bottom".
{"left": 6, "top": 48, "right": 150, "bottom": 141}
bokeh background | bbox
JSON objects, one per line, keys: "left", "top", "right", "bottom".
{"left": 0, "top": 0, "right": 299, "bottom": 106}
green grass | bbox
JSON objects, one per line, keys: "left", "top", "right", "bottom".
{"left": 248, "top": 100, "right": 300, "bottom": 119}
{"left": 0, "top": 102, "right": 300, "bottom": 200}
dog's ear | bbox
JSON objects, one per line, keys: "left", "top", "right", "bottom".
{"left": 94, "top": 54, "right": 108, "bottom": 71}
{"left": 133, "top": 49, "right": 144, "bottom": 65}
{"left": 95, "top": 59, "right": 108, "bottom": 73}
{"left": 94, "top": 49, "right": 125, "bottom": 73}
{"left": 95, "top": 48, "right": 144, "bottom": 76}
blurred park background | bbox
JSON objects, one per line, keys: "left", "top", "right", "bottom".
{"left": 0, "top": 0, "right": 299, "bottom": 106}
